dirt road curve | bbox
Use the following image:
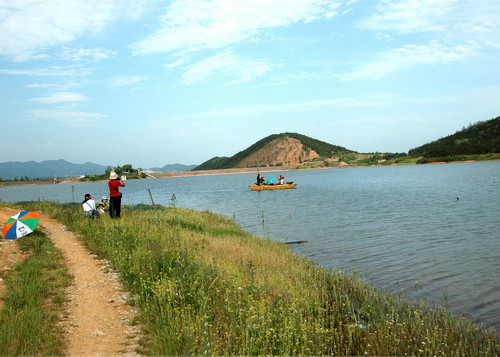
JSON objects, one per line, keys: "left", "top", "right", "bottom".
{"left": 0, "top": 207, "right": 140, "bottom": 356}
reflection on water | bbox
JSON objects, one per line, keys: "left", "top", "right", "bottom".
{"left": 1, "top": 161, "right": 499, "bottom": 331}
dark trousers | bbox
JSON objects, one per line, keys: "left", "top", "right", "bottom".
{"left": 109, "top": 195, "right": 122, "bottom": 218}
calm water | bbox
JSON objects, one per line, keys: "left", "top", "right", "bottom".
{"left": 1, "top": 161, "right": 499, "bottom": 331}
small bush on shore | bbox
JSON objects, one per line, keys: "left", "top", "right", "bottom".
{"left": 16, "top": 202, "right": 500, "bottom": 356}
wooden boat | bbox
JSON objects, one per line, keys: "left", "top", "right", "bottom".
{"left": 249, "top": 183, "right": 297, "bottom": 191}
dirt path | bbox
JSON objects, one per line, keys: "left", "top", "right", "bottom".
{"left": 0, "top": 207, "right": 140, "bottom": 356}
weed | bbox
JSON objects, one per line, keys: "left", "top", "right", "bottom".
{"left": 0, "top": 230, "right": 71, "bottom": 356}
{"left": 13, "top": 202, "right": 500, "bottom": 356}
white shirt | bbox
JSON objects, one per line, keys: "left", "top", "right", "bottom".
{"left": 82, "top": 199, "right": 96, "bottom": 212}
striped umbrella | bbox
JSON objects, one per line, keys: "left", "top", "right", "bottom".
{"left": 1, "top": 211, "right": 41, "bottom": 239}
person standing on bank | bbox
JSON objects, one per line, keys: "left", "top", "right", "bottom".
{"left": 108, "top": 171, "right": 125, "bottom": 218}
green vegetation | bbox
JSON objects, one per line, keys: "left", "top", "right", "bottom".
{"left": 414, "top": 153, "right": 500, "bottom": 164}
{"left": 192, "top": 156, "right": 230, "bottom": 171}
{"left": 80, "top": 164, "right": 146, "bottom": 181}
{"left": 351, "top": 153, "right": 409, "bottom": 166}
{"left": 0, "top": 176, "right": 31, "bottom": 182}
{"left": 409, "top": 117, "right": 500, "bottom": 158}
{"left": 382, "top": 155, "right": 422, "bottom": 165}
{"left": 286, "top": 132, "right": 356, "bottom": 158}
{"left": 0, "top": 177, "right": 55, "bottom": 187}
{"left": 195, "top": 117, "right": 500, "bottom": 171}
{"left": 12, "top": 202, "right": 500, "bottom": 356}
{"left": 194, "top": 133, "right": 356, "bottom": 170}
{"left": 0, "top": 229, "right": 71, "bottom": 356}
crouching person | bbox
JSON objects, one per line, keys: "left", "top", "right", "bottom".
{"left": 82, "top": 193, "right": 97, "bottom": 218}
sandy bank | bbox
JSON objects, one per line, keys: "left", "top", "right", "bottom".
{"left": 149, "top": 166, "right": 299, "bottom": 178}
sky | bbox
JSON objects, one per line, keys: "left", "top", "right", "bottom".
{"left": 1, "top": 0, "right": 499, "bottom": 168}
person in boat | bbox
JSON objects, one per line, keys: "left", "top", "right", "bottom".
{"left": 260, "top": 176, "right": 265, "bottom": 185}
{"left": 280, "top": 176, "right": 285, "bottom": 185}
{"left": 257, "top": 173, "right": 261, "bottom": 185}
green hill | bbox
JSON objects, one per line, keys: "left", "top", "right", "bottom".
{"left": 409, "top": 116, "right": 500, "bottom": 158}
{"left": 194, "top": 133, "right": 356, "bottom": 170}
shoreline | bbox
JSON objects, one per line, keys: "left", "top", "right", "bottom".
{"left": 150, "top": 165, "right": 301, "bottom": 178}
{"left": 3, "top": 158, "right": 499, "bottom": 188}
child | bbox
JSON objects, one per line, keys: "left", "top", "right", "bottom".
{"left": 101, "top": 196, "right": 110, "bottom": 212}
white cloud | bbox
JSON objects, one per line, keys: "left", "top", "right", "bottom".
{"left": 0, "top": 0, "right": 146, "bottom": 62}
{"left": 348, "top": 1, "right": 499, "bottom": 81}
{"left": 31, "top": 92, "right": 88, "bottom": 103}
{"left": 60, "top": 47, "right": 116, "bottom": 62}
{"left": 181, "top": 50, "right": 275, "bottom": 85}
{"left": 361, "top": 0, "right": 500, "bottom": 38}
{"left": 340, "top": 41, "right": 473, "bottom": 80}
{"left": 151, "top": 94, "right": 396, "bottom": 129}
{"left": 361, "top": 0, "right": 457, "bottom": 34}
{"left": 30, "top": 109, "right": 106, "bottom": 127}
{"left": 107, "top": 75, "right": 149, "bottom": 88}
{"left": 0, "top": 67, "right": 89, "bottom": 77}
{"left": 25, "top": 83, "right": 60, "bottom": 89}
{"left": 130, "top": 0, "right": 342, "bottom": 55}
{"left": 164, "top": 52, "right": 191, "bottom": 69}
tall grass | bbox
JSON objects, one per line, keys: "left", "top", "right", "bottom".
{"left": 0, "top": 229, "right": 71, "bottom": 356}
{"left": 19, "top": 202, "right": 500, "bottom": 356}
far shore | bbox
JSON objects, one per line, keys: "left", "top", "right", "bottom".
{"left": 0, "top": 165, "right": 322, "bottom": 187}
{"left": 2, "top": 158, "right": 498, "bottom": 188}
{"left": 150, "top": 165, "right": 305, "bottom": 178}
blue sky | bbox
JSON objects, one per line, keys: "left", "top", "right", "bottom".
{"left": 1, "top": 0, "right": 499, "bottom": 168}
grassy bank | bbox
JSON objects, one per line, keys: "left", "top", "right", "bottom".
{"left": 413, "top": 153, "right": 500, "bottom": 164}
{"left": 0, "top": 229, "right": 71, "bottom": 356}
{"left": 10, "top": 202, "right": 500, "bottom": 355}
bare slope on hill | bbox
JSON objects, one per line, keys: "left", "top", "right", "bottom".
{"left": 238, "top": 136, "right": 320, "bottom": 167}
{"left": 195, "top": 132, "right": 356, "bottom": 170}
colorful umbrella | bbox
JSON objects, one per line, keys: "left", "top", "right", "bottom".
{"left": 1, "top": 211, "right": 40, "bottom": 239}
{"left": 266, "top": 176, "right": 275, "bottom": 185}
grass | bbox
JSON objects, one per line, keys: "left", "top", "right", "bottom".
{"left": 6, "top": 201, "right": 500, "bottom": 356}
{"left": 0, "top": 229, "right": 71, "bottom": 356}
{"left": 414, "top": 153, "right": 500, "bottom": 164}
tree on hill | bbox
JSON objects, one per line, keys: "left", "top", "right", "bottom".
{"left": 285, "top": 132, "right": 356, "bottom": 158}
{"left": 409, "top": 116, "right": 500, "bottom": 158}
{"left": 193, "top": 157, "right": 230, "bottom": 171}
{"left": 80, "top": 164, "right": 146, "bottom": 181}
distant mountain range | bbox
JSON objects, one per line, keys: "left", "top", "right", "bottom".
{"left": 149, "top": 163, "right": 198, "bottom": 172}
{"left": 0, "top": 160, "right": 199, "bottom": 180}
{"left": 0, "top": 159, "right": 110, "bottom": 180}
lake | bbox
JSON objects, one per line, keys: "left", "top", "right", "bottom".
{"left": 1, "top": 161, "right": 499, "bottom": 331}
